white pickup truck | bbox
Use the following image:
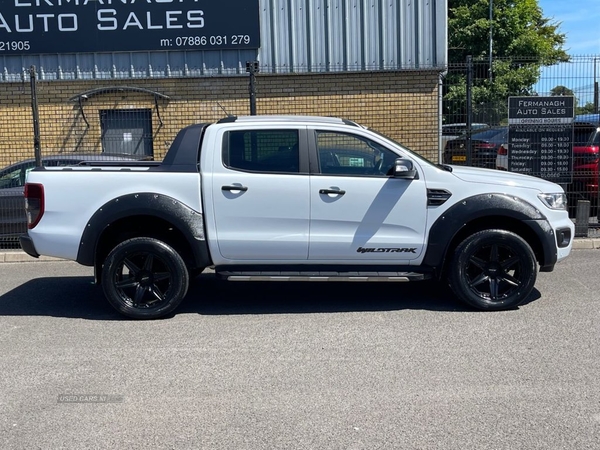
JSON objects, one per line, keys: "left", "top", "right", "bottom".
{"left": 20, "top": 115, "right": 574, "bottom": 319}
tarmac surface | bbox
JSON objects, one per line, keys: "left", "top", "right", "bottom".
{"left": 1, "top": 249, "right": 599, "bottom": 449}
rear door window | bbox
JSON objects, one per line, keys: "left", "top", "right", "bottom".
{"left": 223, "top": 130, "right": 300, "bottom": 173}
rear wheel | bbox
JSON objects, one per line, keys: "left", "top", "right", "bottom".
{"left": 101, "top": 237, "right": 189, "bottom": 319}
{"left": 448, "top": 230, "right": 537, "bottom": 311}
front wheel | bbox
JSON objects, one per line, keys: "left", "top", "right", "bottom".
{"left": 448, "top": 230, "right": 537, "bottom": 311}
{"left": 101, "top": 237, "right": 189, "bottom": 319}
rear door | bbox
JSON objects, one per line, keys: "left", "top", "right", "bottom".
{"left": 308, "top": 128, "right": 428, "bottom": 262}
{"left": 209, "top": 126, "right": 311, "bottom": 261}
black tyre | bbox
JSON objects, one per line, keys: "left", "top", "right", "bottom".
{"left": 101, "top": 237, "right": 189, "bottom": 319}
{"left": 448, "top": 230, "right": 537, "bottom": 311}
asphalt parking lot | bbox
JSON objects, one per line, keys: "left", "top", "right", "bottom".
{"left": 0, "top": 249, "right": 599, "bottom": 449}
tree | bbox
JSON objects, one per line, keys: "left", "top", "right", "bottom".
{"left": 550, "top": 84, "right": 578, "bottom": 109}
{"left": 444, "top": 0, "right": 569, "bottom": 125}
{"left": 576, "top": 102, "right": 597, "bottom": 115}
{"left": 448, "top": 0, "right": 567, "bottom": 65}
{"left": 550, "top": 85, "right": 574, "bottom": 97}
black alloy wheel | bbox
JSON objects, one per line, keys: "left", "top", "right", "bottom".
{"left": 101, "top": 237, "right": 189, "bottom": 319}
{"left": 448, "top": 229, "right": 537, "bottom": 310}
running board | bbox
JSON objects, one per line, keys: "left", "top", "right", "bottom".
{"left": 217, "top": 271, "right": 431, "bottom": 282}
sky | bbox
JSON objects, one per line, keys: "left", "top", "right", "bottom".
{"left": 538, "top": 0, "right": 600, "bottom": 55}
{"left": 535, "top": 0, "right": 600, "bottom": 100}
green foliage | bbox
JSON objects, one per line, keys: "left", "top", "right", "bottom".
{"left": 550, "top": 85, "right": 574, "bottom": 97}
{"left": 449, "top": 0, "right": 568, "bottom": 64}
{"left": 576, "top": 102, "right": 598, "bottom": 115}
{"left": 445, "top": 0, "right": 568, "bottom": 124}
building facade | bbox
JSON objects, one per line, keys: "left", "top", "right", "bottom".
{"left": 0, "top": 0, "right": 447, "bottom": 165}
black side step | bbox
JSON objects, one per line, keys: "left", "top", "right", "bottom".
{"left": 216, "top": 271, "right": 431, "bottom": 282}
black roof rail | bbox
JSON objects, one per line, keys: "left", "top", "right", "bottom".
{"left": 341, "top": 119, "right": 361, "bottom": 127}
{"left": 217, "top": 116, "right": 238, "bottom": 123}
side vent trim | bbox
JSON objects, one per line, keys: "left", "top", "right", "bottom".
{"left": 427, "top": 189, "right": 452, "bottom": 206}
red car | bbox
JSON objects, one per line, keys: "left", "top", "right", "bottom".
{"left": 570, "top": 115, "right": 600, "bottom": 214}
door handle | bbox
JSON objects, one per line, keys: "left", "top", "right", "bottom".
{"left": 319, "top": 188, "right": 346, "bottom": 195}
{"left": 222, "top": 185, "right": 248, "bottom": 192}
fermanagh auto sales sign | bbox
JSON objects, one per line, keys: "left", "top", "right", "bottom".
{"left": 0, "top": 0, "right": 260, "bottom": 54}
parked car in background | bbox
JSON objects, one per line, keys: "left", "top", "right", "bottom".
{"left": 441, "top": 123, "right": 488, "bottom": 150}
{"left": 444, "top": 127, "right": 508, "bottom": 169}
{"left": 496, "top": 142, "right": 508, "bottom": 171}
{"left": 569, "top": 115, "right": 600, "bottom": 214}
{"left": 0, "top": 153, "right": 151, "bottom": 247}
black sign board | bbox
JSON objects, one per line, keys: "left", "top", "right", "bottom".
{"left": 508, "top": 96, "right": 574, "bottom": 184}
{"left": 0, "top": 0, "right": 260, "bottom": 54}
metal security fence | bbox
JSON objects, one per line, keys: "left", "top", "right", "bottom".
{"left": 1, "top": 57, "right": 600, "bottom": 249}
{"left": 0, "top": 66, "right": 441, "bottom": 248}
{"left": 442, "top": 55, "right": 600, "bottom": 233}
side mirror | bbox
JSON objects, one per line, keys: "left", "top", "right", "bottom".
{"left": 393, "top": 158, "right": 417, "bottom": 179}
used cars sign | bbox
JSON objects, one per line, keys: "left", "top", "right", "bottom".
{"left": 0, "top": 0, "right": 260, "bottom": 54}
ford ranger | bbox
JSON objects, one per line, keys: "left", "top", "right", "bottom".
{"left": 19, "top": 115, "right": 574, "bottom": 319}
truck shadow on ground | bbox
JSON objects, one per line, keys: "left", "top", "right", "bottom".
{"left": 0, "top": 273, "right": 542, "bottom": 320}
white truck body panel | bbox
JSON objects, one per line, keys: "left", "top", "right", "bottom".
{"left": 308, "top": 174, "right": 427, "bottom": 262}
{"left": 26, "top": 170, "right": 202, "bottom": 260}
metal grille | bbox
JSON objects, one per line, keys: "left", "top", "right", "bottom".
{"left": 443, "top": 56, "right": 600, "bottom": 229}
{"left": 2, "top": 56, "right": 600, "bottom": 249}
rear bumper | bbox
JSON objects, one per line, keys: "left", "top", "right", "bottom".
{"left": 19, "top": 234, "right": 40, "bottom": 258}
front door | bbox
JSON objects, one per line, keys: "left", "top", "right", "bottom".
{"left": 308, "top": 130, "right": 427, "bottom": 262}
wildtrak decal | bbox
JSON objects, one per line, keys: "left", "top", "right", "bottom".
{"left": 356, "top": 247, "right": 417, "bottom": 254}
